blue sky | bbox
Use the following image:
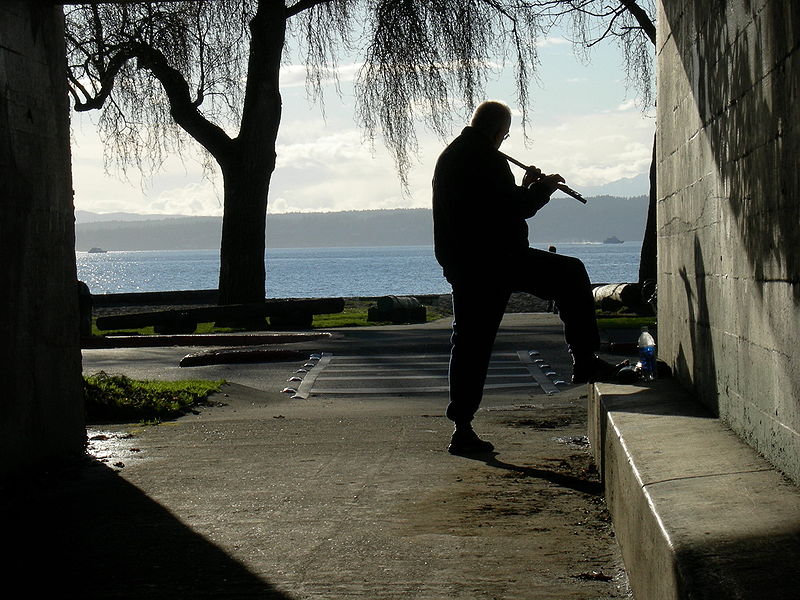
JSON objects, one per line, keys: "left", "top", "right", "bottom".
{"left": 70, "top": 32, "right": 655, "bottom": 216}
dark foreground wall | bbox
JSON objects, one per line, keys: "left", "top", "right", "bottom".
{"left": 657, "top": 1, "right": 800, "bottom": 481}
{"left": 0, "top": 2, "right": 85, "bottom": 478}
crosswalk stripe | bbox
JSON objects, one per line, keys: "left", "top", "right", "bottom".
{"left": 290, "top": 351, "right": 561, "bottom": 399}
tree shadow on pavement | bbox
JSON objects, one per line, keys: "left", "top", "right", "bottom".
{"left": 2, "top": 457, "right": 293, "bottom": 599}
{"left": 462, "top": 452, "right": 603, "bottom": 496}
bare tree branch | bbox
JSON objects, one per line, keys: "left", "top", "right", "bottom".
{"left": 66, "top": 0, "right": 655, "bottom": 184}
{"left": 619, "top": 0, "right": 656, "bottom": 44}
{"left": 128, "top": 41, "right": 234, "bottom": 160}
{"left": 286, "top": 0, "right": 335, "bottom": 18}
{"left": 67, "top": 45, "right": 133, "bottom": 111}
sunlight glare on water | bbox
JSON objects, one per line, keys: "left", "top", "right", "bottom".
{"left": 76, "top": 243, "right": 642, "bottom": 297}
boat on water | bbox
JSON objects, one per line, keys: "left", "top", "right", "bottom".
{"left": 87, "top": 247, "right": 107, "bottom": 253}
{"left": 603, "top": 236, "right": 624, "bottom": 244}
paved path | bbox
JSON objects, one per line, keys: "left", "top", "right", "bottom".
{"left": 11, "top": 314, "right": 632, "bottom": 598}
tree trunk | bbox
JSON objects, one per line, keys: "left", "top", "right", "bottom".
{"left": 217, "top": 1, "right": 285, "bottom": 305}
{"left": 638, "top": 133, "right": 657, "bottom": 284}
{"left": 1, "top": 1, "right": 85, "bottom": 478}
{"left": 217, "top": 158, "right": 272, "bottom": 305}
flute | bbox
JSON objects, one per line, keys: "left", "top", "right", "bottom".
{"left": 499, "top": 151, "right": 587, "bottom": 204}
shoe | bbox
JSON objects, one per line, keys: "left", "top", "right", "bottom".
{"left": 571, "top": 356, "right": 629, "bottom": 384}
{"left": 616, "top": 365, "right": 640, "bottom": 384}
{"left": 447, "top": 427, "right": 494, "bottom": 455}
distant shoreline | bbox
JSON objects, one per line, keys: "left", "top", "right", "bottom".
{"left": 76, "top": 240, "right": 643, "bottom": 253}
{"left": 75, "top": 202, "right": 648, "bottom": 252}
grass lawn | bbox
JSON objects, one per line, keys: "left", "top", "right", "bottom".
{"left": 91, "top": 300, "right": 450, "bottom": 336}
{"left": 90, "top": 300, "right": 649, "bottom": 337}
{"left": 595, "top": 313, "right": 657, "bottom": 330}
{"left": 84, "top": 373, "right": 224, "bottom": 424}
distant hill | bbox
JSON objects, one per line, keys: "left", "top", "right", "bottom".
{"left": 75, "top": 210, "right": 189, "bottom": 224}
{"left": 75, "top": 197, "right": 648, "bottom": 251}
{"left": 527, "top": 194, "right": 648, "bottom": 244}
{"left": 577, "top": 172, "right": 649, "bottom": 198}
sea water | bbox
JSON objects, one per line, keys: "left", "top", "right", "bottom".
{"left": 76, "top": 242, "right": 643, "bottom": 297}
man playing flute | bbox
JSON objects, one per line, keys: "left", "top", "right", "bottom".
{"left": 432, "top": 100, "right": 619, "bottom": 455}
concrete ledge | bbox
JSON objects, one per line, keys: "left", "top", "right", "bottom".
{"left": 589, "top": 380, "right": 800, "bottom": 599}
{"left": 81, "top": 332, "right": 331, "bottom": 349}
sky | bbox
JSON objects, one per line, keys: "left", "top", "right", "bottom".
{"left": 70, "top": 32, "right": 655, "bottom": 217}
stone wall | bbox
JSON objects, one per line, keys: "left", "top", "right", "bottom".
{"left": 0, "top": 2, "right": 85, "bottom": 478}
{"left": 657, "top": 1, "right": 800, "bottom": 481}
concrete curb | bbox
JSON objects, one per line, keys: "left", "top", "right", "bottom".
{"left": 81, "top": 331, "right": 331, "bottom": 349}
{"left": 589, "top": 380, "right": 800, "bottom": 599}
{"left": 178, "top": 347, "right": 310, "bottom": 367}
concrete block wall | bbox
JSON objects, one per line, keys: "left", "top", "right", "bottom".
{"left": 0, "top": 2, "right": 85, "bottom": 478}
{"left": 657, "top": 0, "right": 800, "bottom": 482}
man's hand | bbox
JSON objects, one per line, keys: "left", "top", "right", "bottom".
{"left": 538, "top": 173, "right": 566, "bottom": 195}
{"left": 526, "top": 172, "right": 565, "bottom": 195}
{"left": 522, "top": 165, "right": 542, "bottom": 188}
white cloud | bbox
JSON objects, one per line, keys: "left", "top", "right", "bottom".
{"left": 71, "top": 112, "right": 224, "bottom": 216}
{"left": 279, "top": 65, "right": 308, "bottom": 88}
{"left": 535, "top": 36, "right": 571, "bottom": 48}
{"left": 69, "top": 46, "right": 655, "bottom": 217}
{"left": 279, "top": 62, "right": 362, "bottom": 89}
{"left": 508, "top": 108, "right": 654, "bottom": 187}
{"left": 143, "top": 181, "right": 224, "bottom": 216}
{"left": 270, "top": 129, "right": 410, "bottom": 213}
{"left": 277, "top": 128, "right": 370, "bottom": 168}
{"left": 72, "top": 103, "right": 654, "bottom": 216}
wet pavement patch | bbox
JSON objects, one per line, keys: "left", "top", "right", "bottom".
{"left": 554, "top": 434, "right": 591, "bottom": 447}
{"left": 180, "top": 347, "right": 307, "bottom": 367}
{"left": 507, "top": 416, "right": 575, "bottom": 429}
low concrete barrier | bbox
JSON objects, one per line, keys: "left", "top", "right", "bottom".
{"left": 592, "top": 282, "right": 651, "bottom": 313}
{"left": 367, "top": 295, "right": 426, "bottom": 324}
{"left": 95, "top": 298, "right": 345, "bottom": 333}
{"left": 91, "top": 289, "right": 218, "bottom": 308}
{"left": 589, "top": 380, "right": 800, "bottom": 599}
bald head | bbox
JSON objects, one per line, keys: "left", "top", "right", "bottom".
{"left": 470, "top": 100, "right": 511, "bottom": 149}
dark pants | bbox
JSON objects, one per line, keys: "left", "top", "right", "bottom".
{"left": 445, "top": 248, "right": 600, "bottom": 425}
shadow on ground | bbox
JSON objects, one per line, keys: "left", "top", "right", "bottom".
{"left": 463, "top": 452, "right": 603, "bottom": 496}
{"left": 2, "top": 457, "right": 291, "bottom": 599}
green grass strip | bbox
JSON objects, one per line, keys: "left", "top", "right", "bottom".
{"left": 596, "top": 315, "right": 657, "bottom": 330}
{"left": 91, "top": 304, "right": 449, "bottom": 336}
{"left": 84, "top": 372, "right": 224, "bottom": 424}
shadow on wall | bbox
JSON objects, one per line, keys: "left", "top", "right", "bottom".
{"left": 676, "top": 237, "right": 720, "bottom": 414}
{"left": 674, "top": 527, "right": 800, "bottom": 597}
{"left": 663, "top": 2, "right": 800, "bottom": 305}
{"left": 2, "top": 459, "right": 292, "bottom": 599}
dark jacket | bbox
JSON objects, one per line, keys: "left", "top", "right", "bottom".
{"left": 432, "top": 126, "right": 550, "bottom": 282}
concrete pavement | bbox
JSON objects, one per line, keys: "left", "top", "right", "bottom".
{"left": 6, "top": 314, "right": 633, "bottom": 598}
{"left": 590, "top": 380, "right": 800, "bottom": 599}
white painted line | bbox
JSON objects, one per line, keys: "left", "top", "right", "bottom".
{"left": 328, "top": 360, "right": 520, "bottom": 368}
{"left": 327, "top": 366, "right": 524, "bottom": 371}
{"left": 518, "top": 350, "right": 561, "bottom": 395}
{"left": 324, "top": 367, "right": 450, "bottom": 373}
{"left": 291, "top": 353, "right": 332, "bottom": 399}
{"left": 309, "top": 381, "right": 542, "bottom": 396}
{"left": 293, "top": 352, "right": 548, "bottom": 398}
{"left": 330, "top": 353, "right": 519, "bottom": 360}
{"left": 316, "top": 373, "right": 533, "bottom": 381}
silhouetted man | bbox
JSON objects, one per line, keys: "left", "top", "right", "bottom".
{"left": 433, "top": 100, "right": 614, "bottom": 455}
{"left": 547, "top": 246, "right": 559, "bottom": 313}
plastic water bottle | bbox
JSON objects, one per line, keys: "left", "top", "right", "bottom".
{"left": 638, "top": 326, "right": 657, "bottom": 381}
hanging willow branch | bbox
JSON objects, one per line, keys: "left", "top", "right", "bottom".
{"left": 65, "top": 0, "right": 655, "bottom": 183}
